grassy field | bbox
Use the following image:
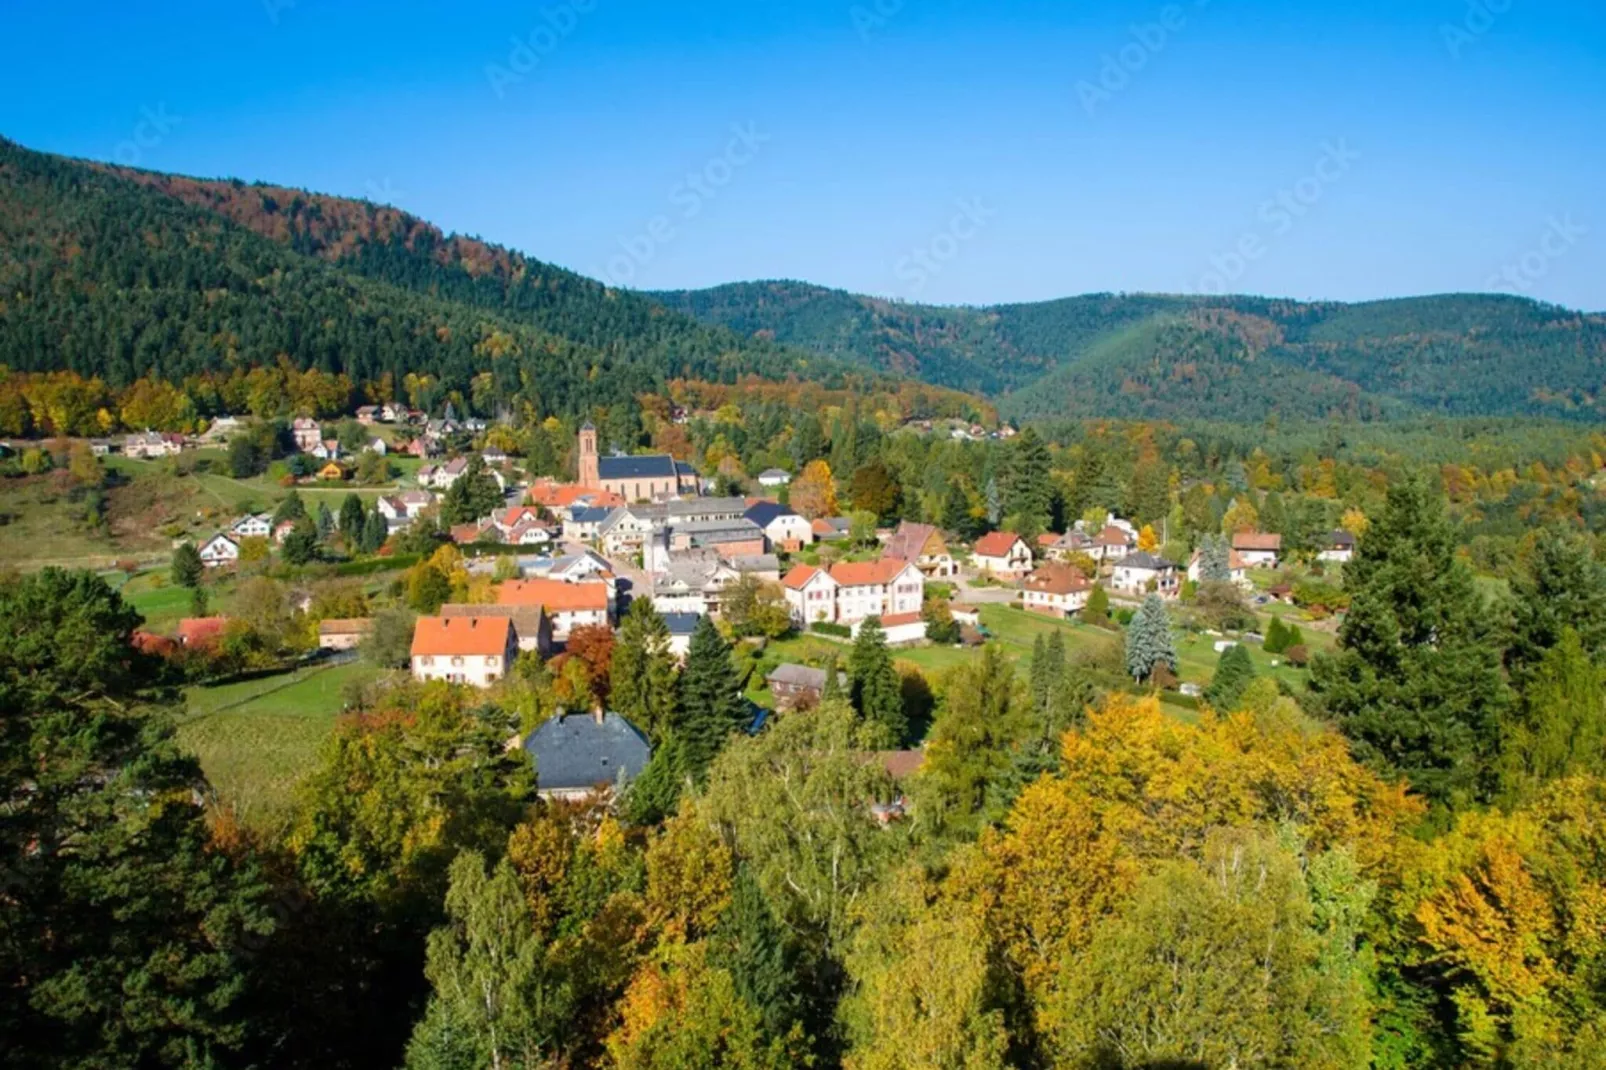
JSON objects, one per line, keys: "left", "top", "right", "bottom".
{"left": 752, "top": 602, "right": 1320, "bottom": 712}
{"left": 177, "top": 660, "right": 378, "bottom": 826}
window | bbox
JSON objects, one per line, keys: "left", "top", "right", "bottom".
{"left": 451, "top": 656, "right": 464, "bottom": 667}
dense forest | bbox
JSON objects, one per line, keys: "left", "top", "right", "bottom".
{"left": 653, "top": 280, "right": 1606, "bottom": 423}
{"left": 0, "top": 140, "right": 969, "bottom": 434}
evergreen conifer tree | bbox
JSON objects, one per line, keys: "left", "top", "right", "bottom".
{"left": 848, "top": 617, "right": 906, "bottom": 745}
{"left": 1125, "top": 595, "right": 1178, "bottom": 684}
{"left": 675, "top": 617, "right": 749, "bottom": 782}
{"left": 1204, "top": 643, "right": 1256, "bottom": 712}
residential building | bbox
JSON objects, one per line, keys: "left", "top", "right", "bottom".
{"left": 1111, "top": 551, "right": 1181, "bottom": 599}
{"left": 1318, "top": 530, "right": 1357, "bottom": 563}
{"left": 1089, "top": 525, "right": 1137, "bottom": 562}
{"left": 576, "top": 423, "right": 699, "bottom": 501}
{"left": 440, "top": 603, "right": 552, "bottom": 657}
{"left": 418, "top": 456, "right": 506, "bottom": 493}
{"left": 522, "top": 710, "right": 653, "bottom": 801}
{"left": 177, "top": 616, "right": 230, "bottom": 648}
{"left": 972, "top": 531, "right": 1033, "bottom": 579}
{"left": 317, "top": 618, "right": 372, "bottom": 652}
{"left": 316, "top": 462, "right": 346, "bottom": 482}
{"left": 744, "top": 501, "right": 814, "bottom": 552}
{"left": 811, "top": 517, "right": 852, "bottom": 542}
{"left": 1186, "top": 547, "right": 1251, "bottom": 588}
{"left": 652, "top": 556, "right": 739, "bottom": 616}
{"left": 548, "top": 550, "right": 615, "bottom": 584}
{"left": 1232, "top": 531, "right": 1283, "bottom": 568}
{"left": 766, "top": 663, "right": 847, "bottom": 709}
{"left": 410, "top": 615, "right": 517, "bottom": 688}
{"left": 290, "top": 417, "right": 322, "bottom": 452}
{"left": 231, "top": 513, "right": 273, "bottom": 539}
{"left": 852, "top": 612, "right": 927, "bottom": 646}
{"left": 1022, "top": 563, "right": 1093, "bottom": 618}
{"left": 782, "top": 558, "right": 924, "bottom": 626}
{"left": 378, "top": 490, "right": 435, "bottom": 530}
{"left": 757, "top": 468, "right": 792, "bottom": 488}
{"left": 197, "top": 533, "right": 240, "bottom": 568}
{"left": 497, "top": 578, "right": 610, "bottom": 641}
{"left": 883, "top": 521, "right": 958, "bottom": 579}
{"left": 566, "top": 505, "right": 618, "bottom": 543}
{"left": 663, "top": 612, "right": 701, "bottom": 660}
{"left": 124, "top": 430, "right": 183, "bottom": 459}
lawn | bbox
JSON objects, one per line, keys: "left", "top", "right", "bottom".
{"left": 123, "top": 572, "right": 203, "bottom": 631}
{"left": 176, "top": 660, "right": 378, "bottom": 827}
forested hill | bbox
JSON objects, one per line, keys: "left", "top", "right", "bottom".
{"left": 0, "top": 139, "right": 884, "bottom": 421}
{"left": 652, "top": 280, "right": 1606, "bottom": 423}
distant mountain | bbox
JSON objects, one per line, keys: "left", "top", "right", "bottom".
{"left": 652, "top": 281, "right": 1606, "bottom": 422}
{"left": 0, "top": 140, "right": 884, "bottom": 421}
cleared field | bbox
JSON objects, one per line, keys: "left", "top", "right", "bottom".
{"left": 177, "top": 660, "right": 377, "bottom": 826}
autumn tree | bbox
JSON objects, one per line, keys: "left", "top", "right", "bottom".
{"left": 791, "top": 459, "right": 838, "bottom": 519}
{"left": 850, "top": 458, "right": 903, "bottom": 524}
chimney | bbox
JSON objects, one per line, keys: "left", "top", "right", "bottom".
{"left": 593, "top": 705, "right": 606, "bottom": 726}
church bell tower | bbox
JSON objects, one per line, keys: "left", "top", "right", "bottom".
{"left": 577, "top": 422, "right": 600, "bottom": 487}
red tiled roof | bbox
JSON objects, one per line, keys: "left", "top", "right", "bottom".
{"left": 878, "top": 611, "right": 923, "bottom": 627}
{"left": 526, "top": 480, "right": 625, "bottom": 509}
{"left": 411, "top": 616, "right": 513, "bottom": 657}
{"left": 782, "top": 564, "right": 822, "bottom": 590}
{"left": 1233, "top": 532, "right": 1283, "bottom": 551}
{"left": 1024, "top": 563, "right": 1091, "bottom": 595}
{"left": 973, "top": 531, "right": 1026, "bottom": 557}
{"left": 318, "top": 618, "right": 373, "bottom": 636}
{"left": 497, "top": 578, "right": 609, "bottom": 612}
{"left": 831, "top": 558, "right": 912, "bottom": 587}
{"left": 1093, "top": 525, "right": 1133, "bottom": 547}
{"left": 878, "top": 750, "right": 926, "bottom": 780}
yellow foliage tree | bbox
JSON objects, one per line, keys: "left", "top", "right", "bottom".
{"left": 790, "top": 459, "right": 839, "bottom": 520}
{"left": 1137, "top": 523, "right": 1159, "bottom": 552}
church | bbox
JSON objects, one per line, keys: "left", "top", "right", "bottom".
{"left": 577, "top": 423, "right": 700, "bottom": 502}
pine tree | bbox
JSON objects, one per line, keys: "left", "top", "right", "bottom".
{"left": 1201, "top": 533, "right": 1231, "bottom": 583}
{"left": 942, "top": 479, "right": 975, "bottom": 538}
{"left": 1204, "top": 643, "right": 1256, "bottom": 712}
{"left": 1125, "top": 595, "right": 1178, "bottom": 684}
{"left": 1506, "top": 527, "right": 1606, "bottom": 689}
{"left": 675, "top": 618, "right": 749, "bottom": 782}
{"left": 611, "top": 599, "right": 679, "bottom": 741}
{"left": 1005, "top": 427, "right": 1052, "bottom": 533}
{"left": 315, "top": 501, "right": 334, "bottom": 537}
{"left": 1264, "top": 616, "right": 1290, "bottom": 654}
{"left": 984, "top": 476, "right": 1002, "bottom": 529}
{"left": 1030, "top": 634, "right": 1051, "bottom": 712}
{"left": 338, "top": 492, "right": 366, "bottom": 543}
{"left": 708, "top": 866, "right": 806, "bottom": 1044}
{"left": 1309, "top": 475, "right": 1509, "bottom": 809}
{"left": 1084, "top": 583, "right": 1111, "bottom": 628}
{"left": 170, "top": 542, "right": 203, "bottom": 588}
{"left": 272, "top": 488, "right": 306, "bottom": 527}
{"left": 820, "top": 652, "right": 843, "bottom": 704}
{"left": 282, "top": 518, "right": 321, "bottom": 565}
{"left": 359, "top": 508, "right": 388, "bottom": 555}
{"left": 848, "top": 617, "right": 906, "bottom": 745}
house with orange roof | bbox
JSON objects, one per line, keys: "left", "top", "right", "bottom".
{"left": 176, "top": 617, "right": 231, "bottom": 649}
{"left": 1231, "top": 531, "right": 1283, "bottom": 568}
{"left": 410, "top": 615, "right": 517, "bottom": 688}
{"left": 781, "top": 557, "right": 923, "bottom": 627}
{"left": 971, "top": 531, "right": 1033, "bottom": 579}
{"left": 497, "top": 578, "right": 611, "bottom": 641}
{"left": 1022, "top": 563, "right": 1093, "bottom": 618}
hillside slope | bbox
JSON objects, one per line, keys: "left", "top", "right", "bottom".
{"left": 652, "top": 281, "right": 1606, "bottom": 422}
{"left": 0, "top": 140, "right": 867, "bottom": 420}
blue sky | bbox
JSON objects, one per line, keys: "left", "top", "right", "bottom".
{"left": 3, "top": 0, "right": 1603, "bottom": 309}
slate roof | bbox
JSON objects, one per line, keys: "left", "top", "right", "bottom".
{"left": 524, "top": 711, "right": 652, "bottom": 793}
{"left": 744, "top": 501, "right": 798, "bottom": 529}
{"left": 767, "top": 663, "right": 847, "bottom": 691}
{"left": 596, "top": 454, "right": 697, "bottom": 480}
{"left": 1114, "top": 551, "right": 1176, "bottom": 571}
{"left": 662, "top": 612, "right": 702, "bottom": 636}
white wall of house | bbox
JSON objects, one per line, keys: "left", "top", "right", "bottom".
{"left": 412, "top": 652, "right": 508, "bottom": 688}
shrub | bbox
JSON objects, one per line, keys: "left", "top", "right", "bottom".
{"left": 810, "top": 621, "right": 851, "bottom": 638}
{"left": 1283, "top": 644, "right": 1310, "bottom": 667}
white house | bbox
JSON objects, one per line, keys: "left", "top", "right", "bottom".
{"left": 852, "top": 612, "right": 927, "bottom": 647}
{"left": 782, "top": 558, "right": 924, "bottom": 627}
{"left": 1232, "top": 532, "right": 1283, "bottom": 569}
{"left": 231, "top": 513, "right": 273, "bottom": 539}
{"left": 757, "top": 468, "right": 792, "bottom": 489}
{"left": 124, "top": 431, "right": 182, "bottom": 459}
{"left": 971, "top": 532, "right": 1033, "bottom": 579}
{"left": 290, "top": 417, "right": 322, "bottom": 453}
{"left": 1110, "top": 552, "right": 1181, "bottom": 600}
{"left": 197, "top": 533, "right": 240, "bottom": 568}
{"left": 1317, "top": 530, "right": 1357, "bottom": 563}
{"left": 596, "top": 506, "right": 656, "bottom": 557}
{"left": 497, "top": 578, "right": 611, "bottom": 642}
{"left": 410, "top": 616, "right": 517, "bottom": 688}
{"left": 1022, "top": 563, "right": 1093, "bottom": 618}
{"left": 744, "top": 501, "right": 814, "bottom": 552}
{"left": 378, "top": 490, "right": 435, "bottom": 530}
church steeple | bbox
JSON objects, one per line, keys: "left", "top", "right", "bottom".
{"left": 577, "top": 422, "right": 599, "bottom": 487}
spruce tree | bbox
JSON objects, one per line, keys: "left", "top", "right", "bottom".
{"left": 359, "top": 508, "right": 388, "bottom": 555}
{"left": 848, "top": 617, "right": 906, "bottom": 745}
{"left": 1125, "top": 595, "right": 1178, "bottom": 684}
{"left": 674, "top": 617, "right": 748, "bottom": 782}
{"left": 1264, "top": 616, "right": 1290, "bottom": 654}
{"left": 1498, "top": 628, "right": 1606, "bottom": 804}
{"left": 1309, "top": 475, "right": 1509, "bottom": 809}
{"left": 1204, "top": 643, "right": 1256, "bottom": 712}
{"left": 1506, "top": 527, "right": 1606, "bottom": 689}
{"left": 1201, "top": 534, "right": 1231, "bottom": 583}
{"left": 281, "top": 518, "right": 321, "bottom": 565}
{"left": 272, "top": 489, "right": 306, "bottom": 527}
{"left": 1030, "top": 634, "right": 1052, "bottom": 712}
{"left": 611, "top": 599, "right": 679, "bottom": 741}
{"left": 820, "top": 652, "right": 843, "bottom": 705}
{"left": 315, "top": 501, "right": 334, "bottom": 537}
{"left": 338, "top": 492, "right": 366, "bottom": 543}
{"left": 170, "top": 542, "right": 203, "bottom": 588}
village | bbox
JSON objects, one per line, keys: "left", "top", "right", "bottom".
{"left": 62, "top": 408, "right": 1358, "bottom": 819}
